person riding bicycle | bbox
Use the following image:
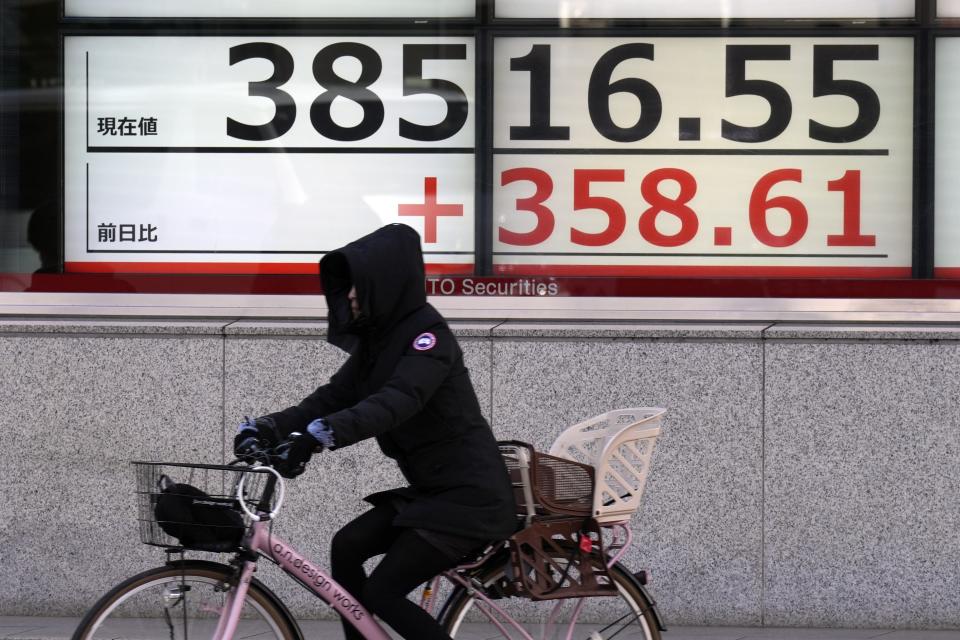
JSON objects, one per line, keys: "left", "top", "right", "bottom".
{"left": 234, "top": 223, "right": 517, "bottom": 640}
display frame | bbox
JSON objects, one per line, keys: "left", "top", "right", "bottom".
{"left": 3, "top": 0, "right": 959, "bottom": 314}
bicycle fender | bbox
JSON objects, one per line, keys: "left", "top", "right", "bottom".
{"left": 164, "top": 559, "right": 305, "bottom": 640}
{"left": 614, "top": 563, "right": 668, "bottom": 632}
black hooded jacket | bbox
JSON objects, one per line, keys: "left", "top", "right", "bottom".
{"left": 264, "top": 224, "right": 517, "bottom": 540}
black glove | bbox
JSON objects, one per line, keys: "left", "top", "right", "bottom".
{"left": 274, "top": 431, "right": 322, "bottom": 479}
{"left": 233, "top": 416, "right": 281, "bottom": 460}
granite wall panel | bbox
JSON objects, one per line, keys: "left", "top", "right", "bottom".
{"left": 490, "top": 324, "right": 766, "bottom": 626}
{"left": 764, "top": 334, "right": 960, "bottom": 628}
{"left": 0, "top": 322, "right": 224, "bottom": 615}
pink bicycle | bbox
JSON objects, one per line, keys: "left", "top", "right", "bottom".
{"left": 72, "top": 408, "right": 666, "bottom": 640}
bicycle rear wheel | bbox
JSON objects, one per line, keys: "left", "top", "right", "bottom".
{"left": 72, "top": 561, "right": 301, "bottom": 640}
{"left": 439, "top": 561, "right": 661, "bottom": 640}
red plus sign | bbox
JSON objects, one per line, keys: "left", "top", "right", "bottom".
{"left": 398, "top": 177, "right": 463, "bottom": 243}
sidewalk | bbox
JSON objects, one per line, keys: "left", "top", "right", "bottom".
{"left": 6, "top": 617, "right": 960, "bottom": 640}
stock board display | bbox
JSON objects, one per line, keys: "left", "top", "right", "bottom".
{"left": 63, "top": 28, "right": 915, "bottom": 278}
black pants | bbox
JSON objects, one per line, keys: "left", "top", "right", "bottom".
{"left": 330, "top": 503, "right": 461, "bottom": 640}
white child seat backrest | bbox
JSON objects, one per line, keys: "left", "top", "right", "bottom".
{"left": 548, "top": 408, "right": 664, "bottom": 523}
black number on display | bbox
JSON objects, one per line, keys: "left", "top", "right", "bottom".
{"left": 510, "top": 45, "right": 570, "bottom": 140}
{"left": 511, "top": 43, "right": 663, "bottom": 142}
{"left": 509, "top": 42, "right": 882, "bottom": 144}
{"left": 311, "top": 42, "right": 384, "bottom": 142}
{"left": 810, "top": 45, "right": 880, "bottom": 143}
{"left": 588, "top": 43, "right": 662, "bottom": 142}
{"left": 722, "top": 45, "right": 792, "bottom": 143}
{"left": 227, "top": 43, "right": 296, "bottom": 141}
{"left": 400, "top": 44, "right": 469, "bottom": 142}
{"left": 227, "top": 42, "right": 469, "bottom": 142}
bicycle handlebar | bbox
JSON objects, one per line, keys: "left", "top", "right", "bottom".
{"left": 231, "top": 436, "right": 303, "bottom": 521}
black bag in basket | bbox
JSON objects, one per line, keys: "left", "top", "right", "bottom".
{"left": 154, "top": 480, "right": 245, "bottom": 550}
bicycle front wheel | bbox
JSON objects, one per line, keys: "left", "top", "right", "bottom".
{"left": 439, "top": 561, "right": 661, "bottom": 640}
{"left": 72, "top": 561, "right": 301, "bottom": 640}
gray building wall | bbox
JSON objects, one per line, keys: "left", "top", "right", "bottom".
{"left": 2, "top": 318, "right": 959, "bottom": 628}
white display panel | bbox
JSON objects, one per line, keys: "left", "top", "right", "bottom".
{"left": 935, "top": 38, "right": 960, "bottom": 277}
{"left": 65, "top": 0, "right": 475, "bottom": 19}
{"left": 940, "top": 1, "right": 960, "bottom": 18}
{"left": 492, "top": 37, "right": 914, "bottom": 276}
{"left": 496, "top": 1, "right": 915, "bottom": 20}
{"left": 64, "top": 36, "right": 476, "bottom": 274}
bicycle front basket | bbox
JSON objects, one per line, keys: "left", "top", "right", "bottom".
{"left": 134, "top": 461, "right": 271, "bottom": 552}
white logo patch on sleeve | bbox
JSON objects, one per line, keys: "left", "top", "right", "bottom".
{"left": 413, "top": 332, "right": 437, "bottom": 351}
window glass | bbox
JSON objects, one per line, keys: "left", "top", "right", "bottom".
{"left": 935, "top": 38, "right": 960, "bottom": 278}
{"left": 0, "top": 1, "right": 59, "bottom": 287}
{"left": 940, "top": 0, "right": 960, "bottom": 18}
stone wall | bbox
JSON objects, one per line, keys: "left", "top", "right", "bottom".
{"left": 2, "top": 318, "right": 959, "bottom": 628}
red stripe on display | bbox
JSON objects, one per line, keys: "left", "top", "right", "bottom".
{"left": 492, "top": 264, "right": 913, "bottom": 278}
{"left": 66, "top": 261, "right": 318, "bottom": 275}
{"left": 64, "top": 261, "right": 474, "bottom": 275}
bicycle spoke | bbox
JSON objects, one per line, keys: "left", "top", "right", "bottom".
{"left": 595, "top": 609, "right": 641, "bottom": 640}
{"left": 441, "top": 563, "right": 659, "bottom": 640}
{"left": 182, "top": 578, "right": 189, "bottom": 640}
{"left": 73, "top": 566, "right": 295, "bottom": 640}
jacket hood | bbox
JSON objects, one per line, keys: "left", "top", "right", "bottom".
{"left": 319, "top": 224, "right": 426, "bottom": 352}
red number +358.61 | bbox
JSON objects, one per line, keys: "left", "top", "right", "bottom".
{"left": 497, "top": 167, "right": 874, "bottom": 249}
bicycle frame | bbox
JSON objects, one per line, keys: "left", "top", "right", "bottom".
{"left": 211, "top": 519, "right": 393, "bottom": 640}
{"left": 209, "top": 518, "right": 634, "bottom": 640}
{"left": 211, "top": 459, "right": 640, "bottom": 640}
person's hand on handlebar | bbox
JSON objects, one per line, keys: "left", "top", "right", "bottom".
{"left": 273, "top": 418, "right": 334, "bottom": 478}
{"left": 274, "top": 432, "right": 320, "bottom": 478}
{"left": 233, "top": 415, "right": 281, "bottom": 461}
